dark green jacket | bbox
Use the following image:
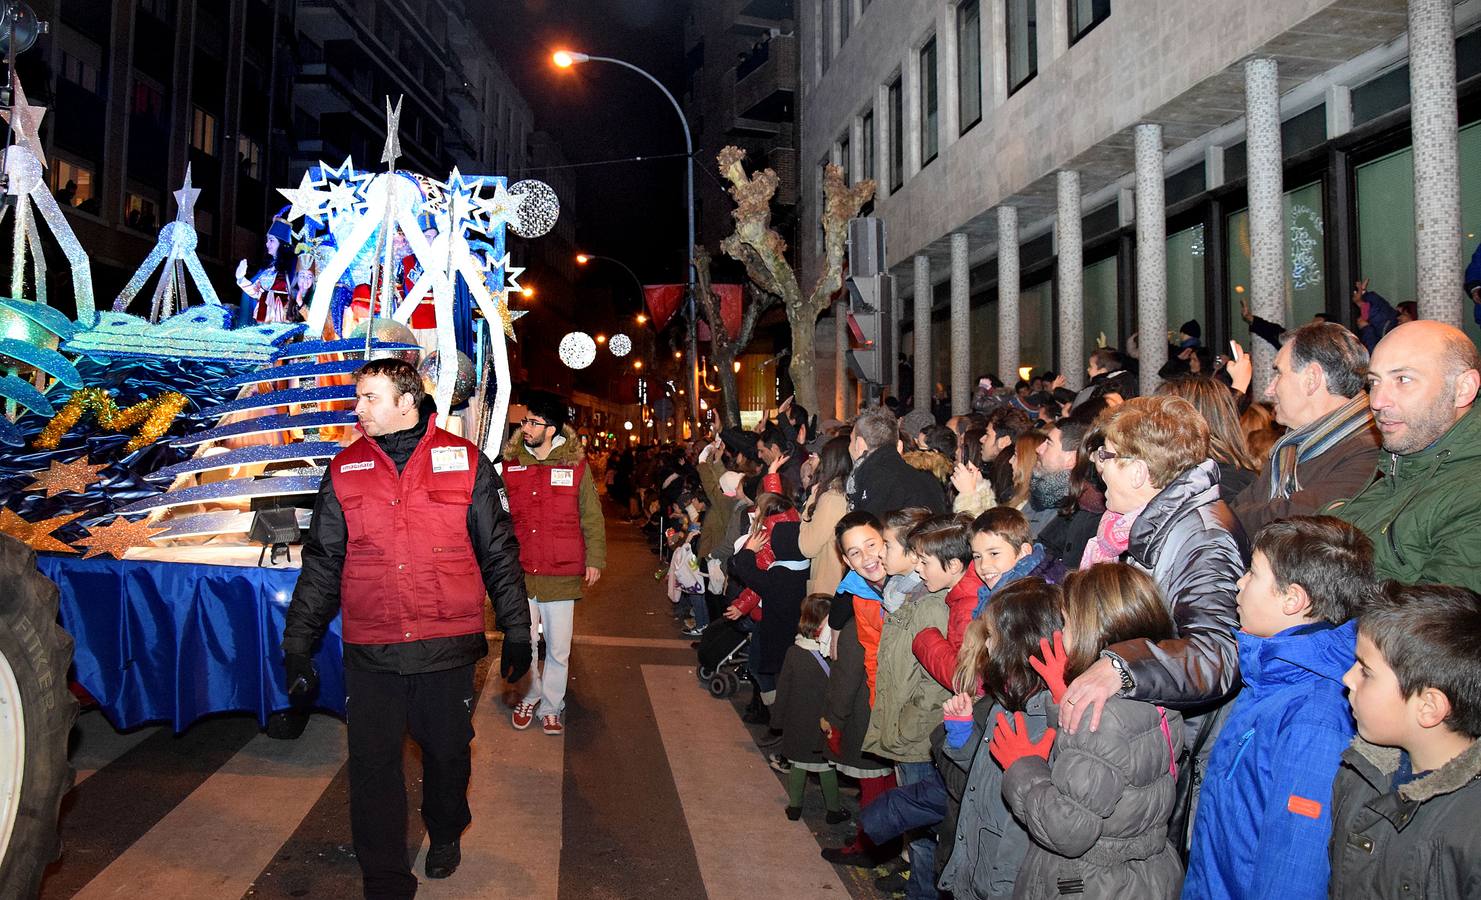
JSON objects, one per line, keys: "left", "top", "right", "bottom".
{"left": 1332, "top": 404, "right": 1481, "bottom": 592}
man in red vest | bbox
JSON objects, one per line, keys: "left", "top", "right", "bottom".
{"left": 283, "top": 358, "right": 531, "bottom": 898}
{"left": 502, "top": 391, "right": 606, "bottom": 736}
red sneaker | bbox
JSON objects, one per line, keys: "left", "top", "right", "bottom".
{"left": 511, "top": 701, "right": 536, "bottom": 730}
{"left": 541, "top": 714, "right": 564, "bottom": 736}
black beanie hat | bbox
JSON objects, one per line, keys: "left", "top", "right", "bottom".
{"left": 1179, "top": 319, "right": 1202, "bottom": 340}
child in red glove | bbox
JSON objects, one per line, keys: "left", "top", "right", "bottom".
{"left": 993, "top": 562, "right": 1186, "bottom": 898}
{"left": 771, "top": 594, "right": 849, "bottom": 823}
{"left": 937, "top": 576, "right": 1062, "bottom": 900}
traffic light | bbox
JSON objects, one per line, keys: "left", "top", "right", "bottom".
{"left": 845, "top": 218, "right": 892, "bottom": 391}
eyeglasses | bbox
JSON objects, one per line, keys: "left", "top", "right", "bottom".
{"left": 1092, "top": 448, "right": 1122, "bottom": 463}
{"left": 521, "top": 417, "right": 553, "bottom": 429}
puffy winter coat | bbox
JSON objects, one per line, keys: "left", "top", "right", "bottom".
{"left": 1118, "top": 459, "right": 1245, "bottom": 712}
{"left": 1331, "top": 403, "right": 1481, "bottom": 593}
{"left": 847, "top": 444, "right": 947, "bottom": 517}
{"left": 914, "top": 566, "right": 983, "bottom": 690}
{"left": 863, "top": 575, "right": 951, "bottom": 763}
{"left": 1327, "top": 736, "right": 1481, "bottom": 899}
{"left": 1183, "top": 621, "right": 1357, "bottom": 900}
{"left": 1003, "top": 699, "right": 1186, "bottom": 900}
{"left": 822, "top": 615, "right": 890, "bottom": 775}
{"left": 838, "top": 569, "right": 886, "bottom": 705}
{"left": 936, "top": 691, "right": 1050, "bottom": 899}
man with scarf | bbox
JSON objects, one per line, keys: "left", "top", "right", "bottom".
{"left": 1024, "top": 419, "right": 1078, "bottom": 537}
{"left": 283, "top": 359, "right": 531, "bottom": 896}
{"left": 1232, "top": 322, "right": 1379, "bottom": 536}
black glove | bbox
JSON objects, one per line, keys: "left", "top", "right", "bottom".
{"left": 285, "top": 652, "right": 320, "bottom": 698}
{"left": 500, "top": 640, "right": 532, "bottom": 684}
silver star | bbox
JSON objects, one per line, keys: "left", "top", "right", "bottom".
{"left": 173, "top": 164, "right": 200, "bottom": 227}
{"left": 473, "top": 182, "right": 525, "bottom": 234}
{"left": 277, "top": 170, "right": 331, "bottom": 225}
{"left": 2, "top": 76, "right": 47, "bottom": 168}
{"left": 380, "top": 96, "right": 403, "bottom": 166}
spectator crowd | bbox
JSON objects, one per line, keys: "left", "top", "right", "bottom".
{"left": 608, "top": 308, "right": 1481, "bottom": 900}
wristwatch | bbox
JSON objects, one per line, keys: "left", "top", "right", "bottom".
{"left": 1105, "top": 654, "right": 1135, "bottom": 694}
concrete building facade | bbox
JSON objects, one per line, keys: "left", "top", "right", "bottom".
{"left": 799, "top": 0, "right": 1481, "bottom": 409}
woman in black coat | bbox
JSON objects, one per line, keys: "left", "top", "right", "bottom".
{"left": 729, "top": 519, "right": 810, "bottom": 692}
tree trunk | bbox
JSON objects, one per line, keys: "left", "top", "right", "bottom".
{"left": 715, "top": 361, "right": 740, "bottom": 427}
{"left": 788, "top": 312, "right": 819, "bottom": 415}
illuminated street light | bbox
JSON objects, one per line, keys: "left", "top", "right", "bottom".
{"left": 595, "top": 334, "right": 607, "bottom": 344}
{"left": 633, "top": 360, "right": 643, "bottom": 370}
{"left": 521, "top": 286, "right": 535, "bottom": 299}
{"left": 733, "top": 361, "right": 741, "bottom": 373}
{"left": 636, "top": 313, "right": 648, "bottom": 325}
{"left": 552, "top": 50, "right": 589, "bottom": 68}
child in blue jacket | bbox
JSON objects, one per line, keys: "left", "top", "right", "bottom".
{"left": 1182, "top": 516, "right": 1375, "bottom": 900}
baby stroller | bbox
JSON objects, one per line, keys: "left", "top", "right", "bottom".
{"left": 695, "top": 616, "right": 750, "bottom": 699}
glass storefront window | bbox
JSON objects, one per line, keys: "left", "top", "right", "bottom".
{"left": 1226, "top": 181, "right": 1327, "bottom": 346}
{"left": 1019, "top": 280, "right": 1055, "bottom": 376}
{"left": 1083, "top": 256, "right": 1118, "bottom": 360}
{"left": 970, "top": 298, "right": 999, "bottom": 380}
{"left": 1166, "top": 224, "right": 1206, "bottom": 351}
{"left": 1356, "top": 121, "right": 1481, "bottom": 347}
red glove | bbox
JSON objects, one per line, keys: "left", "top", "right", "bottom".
{"left": 826, "top": 726, "right": 843, "bottom": 757}
{"left": 1029, "top": 631, "right": 1070, "bottom": 704}
{"left": 989, "top": 711, "right": 1056, "bottom": 770}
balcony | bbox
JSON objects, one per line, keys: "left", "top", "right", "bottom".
{"left": 725, "top": 0, "right": 790, "bottom": 35}
{"left": 734, "top": 34, "right": 796, "bottom": 122}
{"left": 293, "top": 62, "right": 353, "bottom": 117}
{"left": 298, "top": 0, "right": 357, "bottom": 43}
{"left": 740, "top": 0, "right": 794, "bottom": 19}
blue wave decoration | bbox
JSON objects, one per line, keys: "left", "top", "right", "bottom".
{"left": 149, "top": 441, "right": 342, "bottom": 480}
{"left": 201, "top": 384, "right": 357, "bottom": 419}
{"left": 220, "top": 358, "right": 369, "bottom": 388}
{"left": 62, "top": 307, "right": 306, "bottom": 364}
{"left": 0, "top": 374, "right": 54, "bottom": 415}
{"left": 0, "top": 297, "right": 83, "bottom": 339}
{"left": 116, "top": 474, "right": 323, "bottom": 514}
{"left": 0, "top": 338, "right": 83, "bottom": 388}
{"left": 272, "top": 339, "right": 420, "bottom": 360}
{"left": 0, "top": 416, "right": 21, "bottom": 447}
{"left": 170, "top": 410, "right": 357, "bottom": 447}
{"left": 152, "top": 508, "right": 313, "bottom": 540}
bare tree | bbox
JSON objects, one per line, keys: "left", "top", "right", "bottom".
{"left": 715, "top": 146, "right": 875, "bottom": 416}
{"left": 693, "top": 246, "right": 775, "bottom": 427}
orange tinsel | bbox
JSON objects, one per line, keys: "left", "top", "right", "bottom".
{"left": 32, "top": 388, "right": 190, "bottom": 452}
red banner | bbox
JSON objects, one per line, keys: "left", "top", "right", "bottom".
{"left": 716, "top": 283, "right": 743, "bottom": 339}
{"left": 643, "top": 284, "right": 685, "bottom": 331}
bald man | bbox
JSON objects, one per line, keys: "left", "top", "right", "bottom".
{"left": 1330, "top": 321, "right": 1481, "bottom": 591}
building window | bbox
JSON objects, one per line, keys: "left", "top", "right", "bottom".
{"left": 132, "top": 79, "right": 165, "bottom": 123}
{"left": 1227, "top": 181, "right": 1327, "bottom": 342}
{"left": 919, "top": 35, "right": 938, "bottom": 166}
{"left": 838, "top": 131, "right": 850, "bottom": 183}
{"left": 1166, "top": 224, "right": 1206, "bottom": 347}
{"left": 861, "top": 108, "right": 875, "bottom": 182}
{"left": 191, "top": 107, "right": 219, "bottom": 156}
{"left": 839, "top": 0, "right": 850, "bottom": 44}
{"left": 957, "top": 0, "right": 982, "bottom": 133}
{"left": 124, "top": 192, "right": 159, "bottom": 231}
{"left": 50, "top": 159, "right": 95, "bottom": 209}
{"left": 887, "top": 75, "right": 903, "bottom": 191}
{"left": 238, "top": 134, "right": 263, "bottom": 180}
{"left": 1083, "top": 256, "right": 1118, "bottom": 359}
{"left": 821, "top": 0, "right": 832, "bottom": 71}
{"left": 1006, "top": 0, "right": 1038, "bottom": 94}
{"left": 61, "top": 50, "right": 101, "bottom": 94}
{"left": 1068, "top": 0, "right": 1111, "bottom": 43}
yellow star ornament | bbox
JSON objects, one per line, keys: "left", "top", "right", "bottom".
{"left": 26, "top": 456, "right": 108, "bottom": 498}
{"left": 73, "top": 516, "right": 168, "bottom": 560}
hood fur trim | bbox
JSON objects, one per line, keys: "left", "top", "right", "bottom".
{"left": 1350, "top": 735, "right": 1481, "bottom": 803}
{"left": 903, "top": 449, "right": 953, "bottom": 483}
{"left": 504, "top": 424, "right": 585, "bottom": 465}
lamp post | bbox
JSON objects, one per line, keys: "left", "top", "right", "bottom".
{"left": 554, "top": 49, "right": 699, "bottom": 433}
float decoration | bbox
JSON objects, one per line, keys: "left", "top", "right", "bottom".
{"left": 33, "top": 388, "right": 190, "bottom": 452}
{"left": 25, "top": 455, "right": 108, "bottom": 498}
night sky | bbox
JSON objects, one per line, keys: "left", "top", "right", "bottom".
{"left": 477, "top": 0, "right": 691, "bottom": 289}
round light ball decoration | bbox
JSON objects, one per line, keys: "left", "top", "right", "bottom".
{"left": 608, "top": 333, "right": 632, "bottom": 358}
{"left": 346, "top": 317, "right": 420, "bottom": 363}
{"left": 508, "top": 180, "right": 559, "bottom": 239}
{"left": 418, "top": 350, "right": 477, "bottom": 407}
{"left": 558, "top": 331, "right": 597, "bottom": 370}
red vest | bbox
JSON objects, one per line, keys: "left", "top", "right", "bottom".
{"left": 331, "top": 418, "right": 487, "bottom": 644}
{"left": 502, "top": 456, "right": 587, "bottom": 576}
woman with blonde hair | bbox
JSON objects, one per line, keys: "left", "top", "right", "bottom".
{"left": 1157, "top": 376, "right": 1259, "bottom": 502}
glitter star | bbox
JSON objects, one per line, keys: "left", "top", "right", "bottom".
{"left": 325, "top": 179, "right": 359, "bottom": 214}
{"left": 0, "top": 508, "right": 83, "bottom": 554}
{"left": 490, "top": 253, "right": 526, "bottom": 292}
{"left": 278, "top": 171, "right": 331, "bottom": 225}
{"left": 473, "top": 183, "right": 524, "bottom": 234}
{"left": 381, "top": 95, "right": 403, "bottom": 166}
{"left": 26, "top": 456, "right": 108, "bottom": 498}
{"left": 1, "top": 76, "right": 47, "bottom": 168}
{"left": 73, "top": 516, "right": 168, "bottom": 560}
{"left": 173, "top": 164, "right": 201, "bottom": 228}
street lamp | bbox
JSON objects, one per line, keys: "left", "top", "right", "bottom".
{"left": 521, "top": 286, "right": 535, "bottom": 299}
{"left": 552, "top": 48, "right": 699, "bottom": 425}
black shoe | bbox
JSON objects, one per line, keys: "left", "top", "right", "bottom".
{"left": 742, "top": 702, "right": 771, "bottom": 725}
{"left": 785, "top": 805, "right": 802, "bottom": 821}
{"left": 425, "top": 840, "right": 461, "bottom": 879}
{"left": 874, "top": 870, "right": 908, "bottom": 892}
{"left": 820, "top": 843, "right": 874, "bottom": 867}
{"left": 825, "top": 808, "right": 852, "bottom": 825}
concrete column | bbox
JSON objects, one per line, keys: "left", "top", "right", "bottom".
{"left": 914, "top": 254, "right": 932, "bottom": 411}
{"left": 1245, "top": 58, "right": 1285, "bottom": 393}
{"left": 834, "top": 298, "right": 847, "bottom": 419}
{"left": 1134, "top": 124, "right": 1167, "bottom": 396}
{"left": 1056, "top": 170, "right": 1084, "bottom": 390}
{"left": 950, "top": 233, "right": 971, "bottom": 415}
{"left": 1408, "top": 0, "right": 1462, "bottom": 325}
{"left": 998, "top": 205, "right": 1020, "bottom": 386}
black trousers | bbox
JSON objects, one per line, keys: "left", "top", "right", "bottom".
{"left": 346, "top": 663, "right": 476, "bottom": 899}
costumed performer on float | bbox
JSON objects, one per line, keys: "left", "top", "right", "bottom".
{"left": 235, "top": 212, "right": 301, "bottom": 326}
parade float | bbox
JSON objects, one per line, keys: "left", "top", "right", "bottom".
{"left": 0, "top": 83, "right": 557, "bottom": 733}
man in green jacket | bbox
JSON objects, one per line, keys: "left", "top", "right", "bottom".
{"left": 1332, "top": 321, "right": 1481, "bottom": 592}
{"left": 503, "top": 393, "right": 606, "bottom": 736}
